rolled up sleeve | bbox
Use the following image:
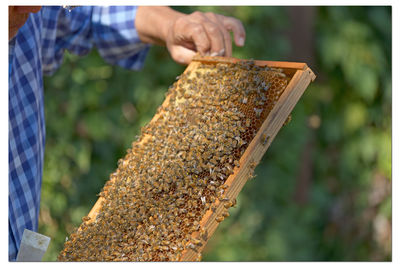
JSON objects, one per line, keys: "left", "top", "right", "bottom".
{"left": 91, "top": 6, "right": 150, "bottom": 70}
{"left": 41, "top": 6, "right": 150, "bottom": 75}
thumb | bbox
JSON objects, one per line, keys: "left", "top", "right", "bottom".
{"left": 169, "top": 45, "right": 197, "bottom": 65}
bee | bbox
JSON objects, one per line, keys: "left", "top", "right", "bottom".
{"left": 245, "top": 118, "right": 251, "bottom": 128}
{"left": 209, "top": 167, "right": 214, "bottom": 175}
{"left": 179, "top": 208, "right": 187, "bottom": 214}
{"left": 249, "top": 171, "right": 257, "bottom": 180}
{"left": 211, "top": 204, "right": 217, "bottom": 212}
{"left": 263, "top": 82, "right": 271, "bottom": 91}
{"left": 260, "top": 94, "right": 267, "bottom": 102}
{"left": 161, "top": 240, "right": 170, "bottom": 246}
{"left": 215, "top": 216, "right": 224, "bottom": 223}
{"left": 218, "top": 188, "right": 225, "bottom": 196}
{"left": 160, "top": 246, "right": 170, "bottom": 251}
{"left": 238, "top": 126, "right": 246, "bottom": 133}
{"left": 200, "top": 229, "right": 208, "bottom": 241}
{"left": 82, "top": 216, "right": 91, "bottom": 222}
{"left": 249, "top": 160, "right": 257, "bottom": 170}
{"left": 254, "top": 108, "right": 263, "bottom": 117}
{"left": 192, "top": 238, "right": 203, "bottom": 246}
{"left": 224, "top": 200, "right": 234, "bottom": 209}
{"left": 187, "top": 243, "right": 198, "bottom": 252}
{"left": 226, "top": 165, "right": 232, "bottom": 172}
{"left": 231, "top": 115, "right": 240, "bottom": 121}
{"left": 283, "top": 114, "right": 292, "bottom": 126}
{"left": 195, "top": 253, "right": 202, "bottom": 261}
{"left": 277, "top": 72, "right": 286, "bottom": 78}
{"left": 261, "top": 133, "right": 270, "bottom": 145}
{"left": 256, "top": 100, "right": 265, "bottom": 106}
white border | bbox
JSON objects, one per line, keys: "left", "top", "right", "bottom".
{"left": 1, "top": 1, "right": 398, "bottom": 266}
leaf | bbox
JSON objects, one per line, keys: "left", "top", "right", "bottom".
{"left": 343, "top": 102, "right": 367, "bottom": 133}
{"left": 351, "top": 65, "right": 378, "bottom": 102}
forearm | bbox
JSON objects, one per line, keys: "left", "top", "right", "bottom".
{"left": 135, "top": 6, "right": 184, "bottom": 46}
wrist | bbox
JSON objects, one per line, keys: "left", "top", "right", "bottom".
{"left": 136, "top": 6, "right": 184, "bottom": 46}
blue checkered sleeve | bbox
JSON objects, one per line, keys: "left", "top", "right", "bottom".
{"left": 9, "top": 6, "right": 149, "bottom": 261}
{"left": 42, "top": 6, "right": 150, "bottom": 74}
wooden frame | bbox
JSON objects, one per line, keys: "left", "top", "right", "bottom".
{"left": 78, "top": 56, "right": 316, "bottom": 261}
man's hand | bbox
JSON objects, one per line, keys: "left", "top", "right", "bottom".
{"left": 136, "top": 7, "right": 246, "bottom": 65}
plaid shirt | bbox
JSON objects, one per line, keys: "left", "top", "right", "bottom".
{"left": 9, "top": 6, "right": 149, "bottom": 261}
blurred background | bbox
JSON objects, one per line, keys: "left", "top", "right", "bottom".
{"left": 39, "top": 6, "right": 391, "bottom": 261}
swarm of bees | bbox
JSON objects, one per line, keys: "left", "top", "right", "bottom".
{"left": 58, "top": 60, "right": 289, "bottom": 261}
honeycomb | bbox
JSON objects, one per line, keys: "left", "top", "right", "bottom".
{"left": 58, "top": 59, "right": 291, "bottom": 261}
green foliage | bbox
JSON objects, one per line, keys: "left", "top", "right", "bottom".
{"left": 39, "top": 6, "right": 391, "bottom": 261}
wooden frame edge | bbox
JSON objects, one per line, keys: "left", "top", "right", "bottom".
{"left": 192, "top": 55, "right": 309, "bottom": 71}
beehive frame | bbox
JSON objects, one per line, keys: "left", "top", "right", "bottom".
{"left": 62, "top": 56, "right": 315, "bottom": 261}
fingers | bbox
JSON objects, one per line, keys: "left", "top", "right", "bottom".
{"left": 205, "top": 13, "right": 232, "bottom": 57}
{"left": 202, "top": 21, "right": 225, "bottom": 56}
{"left": 221, "top": 16, "right": 246, "bottom": 47}
{"left": 202, "top": 12, "right": 246, "bottom": 54}
{"left": 169, "top": 45, "right": 197, "bottom": 65}
{"left": 166, "top": 10, "right": 246, "bottom": 65}
{"left": 185, "top": 23, "right": 211, "bottom": 55}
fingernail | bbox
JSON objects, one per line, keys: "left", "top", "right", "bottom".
{"left": 218, "top": 48, "right": 225, "bottom": 56}
{"left": 238, "top": 37, "right": 245, "bottom": 46}
{"left": 210, "top": 52, "right": 218, "bottom": 57}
